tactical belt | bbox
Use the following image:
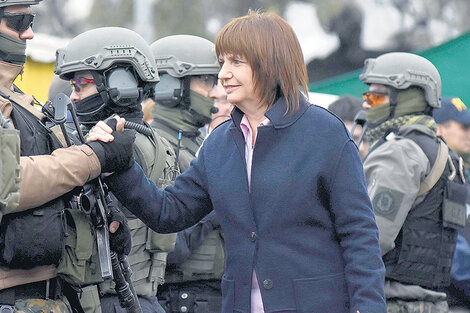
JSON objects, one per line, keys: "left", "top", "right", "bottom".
{"left": 0, "top": 278, "right": 63, "bottom": 305}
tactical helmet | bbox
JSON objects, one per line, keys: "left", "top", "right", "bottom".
{"left": 360, "top": 52, "right": 441, "bottom": 108}
{"left": 150, "top": 35, "right": 219, "bottom": 108}
{"left": 151, "top": 35, "right": 219, "bottom": 78}
{"left": 55, "top": 27, "right": 158, "bottom": 83}
{"left": 0, "top": 0, "right": 43, "bottom": 8}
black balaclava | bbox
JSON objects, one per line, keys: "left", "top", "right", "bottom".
{"left": 74, "top": 71, "right": 143, "bottom": 128}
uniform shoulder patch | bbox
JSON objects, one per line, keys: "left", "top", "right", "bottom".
{"left": 371, "top": 186, "right": 404, "bottom": 221}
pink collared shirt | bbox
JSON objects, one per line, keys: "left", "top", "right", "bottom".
{"left": 240, "top": 114, "right": 271, "bottom": 313}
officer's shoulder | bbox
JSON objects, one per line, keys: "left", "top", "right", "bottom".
{"left": 210, "top": 118, "right": 232, "bottom": 133}
{"left": 375, "top": 133, "right": 429, "bottom": 162}
{"left": 200, "top": 119, "right": 232, "bottom": 148}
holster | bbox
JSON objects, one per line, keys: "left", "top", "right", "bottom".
{"left": 159, "top": 288, "right": 221, "bottom": 313}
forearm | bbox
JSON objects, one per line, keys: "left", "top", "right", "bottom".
{"left": 17, "top": 145, "right": 101, "bottom": 211}
{"left": 107, "top": 162, "right": 212, "bottom": 234}
{"left": 0, "top": 265, "right": 56, "bottom": 290}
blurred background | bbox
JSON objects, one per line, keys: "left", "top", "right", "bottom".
{"left": 20, "top": 0, "right": 470, "bottom": 105}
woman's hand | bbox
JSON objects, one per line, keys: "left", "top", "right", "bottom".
{"left": 87, "top": 116, "right": 126, "bottom": 142}
{"left": 85, "top": 116, "right": 136, "bottom": 173}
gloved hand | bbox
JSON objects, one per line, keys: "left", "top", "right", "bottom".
{"left": 107, "top": 204, "right": 132, "bottom": 256}
{"left": 87, "top": 119, "right": 136, "bottom": 173}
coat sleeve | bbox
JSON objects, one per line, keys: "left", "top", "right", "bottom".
{"left": 330, "top": 140, "right": 387, "bottom": 313}
{"left": 0, "top": 265, "right": 56, "bottom": 290}
{"left": 363, "top": 138, "right": 429, "bottom": 255}
{"left": 17, "top": 145, "right": 101, "bottom": 211}
{"left": 106, "top": 149, "right": 213, "bottom": 234}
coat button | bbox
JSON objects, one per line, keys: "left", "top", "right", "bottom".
{"left": 263, "top": 279, "right": 273, "bottom": 290}
{"left": 250, "top": 232, "right": 257, "bottom": 242}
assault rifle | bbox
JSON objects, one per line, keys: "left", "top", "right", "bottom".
{"left": 43, "top": 93, "right": 142, "bottom": 313}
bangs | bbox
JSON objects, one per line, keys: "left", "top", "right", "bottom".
{"left": 215, "top": 15, "right": 260, "bottom": 67}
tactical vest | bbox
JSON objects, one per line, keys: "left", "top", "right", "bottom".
{"left": 0, "top": 98, "right": 67, "bottom": 269}
{"left": 154, "top": 123, "right": 225, "bottom": 283}
{"left": 99, "top": 125, "right": 179, "bottom": 297}
{"left": 164, "top": 229, "right": 225, "bottom": 283}
{"left": 381, "top": 130, "right": 466, "bottom": 289}
{"left": 152, "top": 121, "right": 204, "bottom": 171}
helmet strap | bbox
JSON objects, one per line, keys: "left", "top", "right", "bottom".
{"left": 90, "top": 71, "right": 110, "bottom": 105}
{"left": 179, "top": 76, "right": 192, "bottom": 111}
{"left": 423, "top": 105, "right": 433, "bottom": 116}
{"left": 388, "top": 88, "right": 398, "bottom": 120}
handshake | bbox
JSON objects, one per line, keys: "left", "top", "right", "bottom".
{"left": 86, "top": 117, "right": 136, "bottom": 173}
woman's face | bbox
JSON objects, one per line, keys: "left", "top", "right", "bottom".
{"left": 218, "top": 54, "right": 259, "bottom": 109}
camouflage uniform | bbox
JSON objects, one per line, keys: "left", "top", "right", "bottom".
{"left": 15, "top": 299, "right": 73, "bottom": 313}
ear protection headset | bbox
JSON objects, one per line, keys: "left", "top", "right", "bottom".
{"left": 91, "top": 66, "right": 143, "bottom": 107}
{"left": 106, "top": 67, "right": 141, "bottom": 106}
{"left": 153, "top": 74, "right": 183, "bottom": 107}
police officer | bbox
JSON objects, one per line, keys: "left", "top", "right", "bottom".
{"left": 0, "top": 2, "right": 135, "bottom": 313}
{"left": 434, "top": 97, "right": 470, "bottom": 178}
{"left": 360, "top": 52, "right": 467, "bottom": 312}
{"left": 55, "top": 27, "right": 179, "bottom": 313}
{"left": 433, "top": 97, "right": 470, "bottom": 312}
{"left": 149, "top": 35, "right": 224, "bottom": 313}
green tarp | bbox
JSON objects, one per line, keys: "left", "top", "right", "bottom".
{"left": 308, "top": 31, "right": 470, "bottom": 104}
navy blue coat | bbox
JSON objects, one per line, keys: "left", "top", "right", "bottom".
{"left": 107, "top": 96, "right": 386, "bottom": 313}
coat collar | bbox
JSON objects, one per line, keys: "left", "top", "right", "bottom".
{"left": 230, "top": 94, "right": 310, "bottom": 131}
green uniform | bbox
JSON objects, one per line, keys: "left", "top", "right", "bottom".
{"left": 152, "top": 116, "right": 225, "bottom": 313}
{"left": 0, "top": 116, "right": 21, "bottom": 218}
{"left": 99, "top": 128, "right": 178, "bottom": 294}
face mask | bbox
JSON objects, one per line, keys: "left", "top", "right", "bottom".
{"left": 366, "top": 87, "right": 427, "bottom": 124}
{"left": 189, "top": 90, "right": 214, "bottom": 126}
{"left": 366, "top": 101, "right": 391, "bottom": 124}
{"left": 75, "top": 93, "right": 111, "bottom": 126}
{"left": 0, "top": 31, "right": 26, "bottom": 65}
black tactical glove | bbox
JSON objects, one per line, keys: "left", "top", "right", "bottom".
{"left": 87, "top": 119, "right": 136, "bottom": 173}
{"left": 107, "top": 204, "right": 132, "bottom": 256}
